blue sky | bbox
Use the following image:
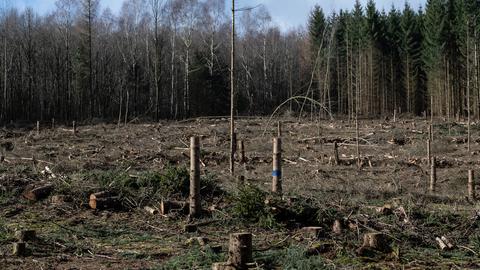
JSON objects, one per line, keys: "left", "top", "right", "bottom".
{"left": 15, "top": 0, "right": 426, "bottom": 30}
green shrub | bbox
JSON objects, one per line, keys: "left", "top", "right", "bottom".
{"left": 256, "top": 246, "right": 331, "bottom": 270}
{"left": 232, "top": 184, "right": 269, "bottom": 222}
{"left": 157, "top": 247, "right": 225, "bottom": 270}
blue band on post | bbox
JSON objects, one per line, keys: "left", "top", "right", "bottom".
{"left": 272, "top": 170, "right": 282, "bottom": 177}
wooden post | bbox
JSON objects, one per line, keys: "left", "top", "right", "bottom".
{"left": 468, "top": 170, "right": 475, "bottom": 201}
{"left": 73, "top": 121, "right": 77, "bottom": 135}
{"left": 190, "top": 136, "right": 201, "bottom": 217}
{"left": 429, "top": 124, "right": 433, "bottom": 142}
{"left": 228, "top": 233, "right": 252, "bottom": 270}
{"left": 51, "top": 118, "right": 55, "bottom": 129}
{"left": 334, "top": 142, "right": 340, "bottom": 166}
{"left": 238, "top": 140, "right": 245, "bottom": 164}
{"left": 272, "top": 137, "right": 282, "bottom": 194}
{"left": 427, "top": 139, "right": 431, "bottom": 165}
{"left": 393, "top": 109, "right": 396, "bottom": 123}
{"left": 36, "top": 121, "right": 40, "bottom": 136}
{"left": 277, "top": 121, "right": 282, "bottom": 137}
{"left": 430, "top": 157, "right": 436, "bottom": 193}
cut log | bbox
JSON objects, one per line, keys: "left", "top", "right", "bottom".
{"left": 441, "top": 236, "right": 454, "bottom": 249}
{"left": 144, "top": 206, "right": 158, "bottom": 215}
{"left": 160, "top": 200, "right": 189, "bottom": 215}
{"left": 436, "top": 236, "right": 454, "bottom": 250}
{"left": 15, "top": 230, "right": 36, "bottom": 241}
{"left": 12, "top": 242, "right": 26, "bottom": 256}
{"left": 23, "top": 184, "right": 54, "bottom": 201}
{"left": 228, "top": 233, "right": 253, "bottom": 270}
{"left": 89, "top": 191, "right": 120, "bottom": 210}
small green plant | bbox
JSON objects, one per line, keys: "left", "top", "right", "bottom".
{"left": 157, "top": 247, "right": 225, "bottom": 270}
{"left": 232, "top": 184, "right": 269, "bottom": 222}
{"left": 256, "top": 246, "right": 331, "bottom": 270}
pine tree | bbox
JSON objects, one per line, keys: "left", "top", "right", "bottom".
{"left": 76, "top": 0, "right": 98, "bottom": 119}
{"left": 423, "top": 0, "right": 446, "bottom": 116}
{"left": 308, "top": 5, "right": 326, "bottom": 52}
{"left": 400, "top": 3, "right": 418, "bottom": 113}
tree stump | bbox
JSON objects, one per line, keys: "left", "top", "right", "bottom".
{"left": 228, "top": 233, "right": 253, "bottom": 270}
{"left": 12, "top": 242, "right": 26, "bottom": 256}
{"left": 468, "top": 170, "right": 475, "bottom": 201}
{"left": 334, "top": 142, "right": 340, "bottom": 165}
{"left": 15, "top": 230, "right": 36, "bottom": 242}
{"left": 361, "top": 233, "right": 390, "bottom": 252}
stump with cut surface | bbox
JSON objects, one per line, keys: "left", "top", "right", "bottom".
{"left": 89, "top": 191, "right": 120, "bottom": 210}
{"left": 360, "top": 233, "right": 391, "bottom": 252}
{"left": 15, "top": 230, "right": 36, "bottom": 242}
{"left": 228, "top": 233, "right": 253, "bottom": 270}
{"left": 12, "top": 242, "right": 26, "bottom": 256}
{"left": 23, "top": 184, "right": 54, "bottom": 201}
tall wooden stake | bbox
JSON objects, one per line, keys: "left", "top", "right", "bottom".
{"left": 468, "top": 170, "right": 475, "bottom": 201}
{"left": 430, "top": 156, "right": 436, "bottom": 193}
{"left": 36, "top": 121, "right": 39, "bottom": 136}
{"left": 190, "top": 136, "right": 201, "bottom": 217}
{"left": 73, "top": 121, "right": 77, "bottom": 135}
{"left": 277, "top": 121, "right": 282, "bottom": 137}
{"left": 51, "top": 118, "right": 55, "bottom": 129}
{"left": 429, "top": 124, "right": 433, "bottom": 142}
{"left": 272, "top": 137, "right": 282, "bottom": 194}
{"left": 229, "top": 0, "right": 236, "bottom": 176}
{"left": 427, "top": 139, "right": 431, "bottom": 165}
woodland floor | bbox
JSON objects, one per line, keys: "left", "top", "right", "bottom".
{"left": 2, "top": 116, "right": 480, "bottom": 269}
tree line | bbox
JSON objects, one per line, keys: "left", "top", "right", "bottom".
{"left": 0, "top": 0, "right": 479, "bottom": 124}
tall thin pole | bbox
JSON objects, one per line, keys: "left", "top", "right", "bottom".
{"left": 230, "top": 0, "right": 235, "bottom": 175}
